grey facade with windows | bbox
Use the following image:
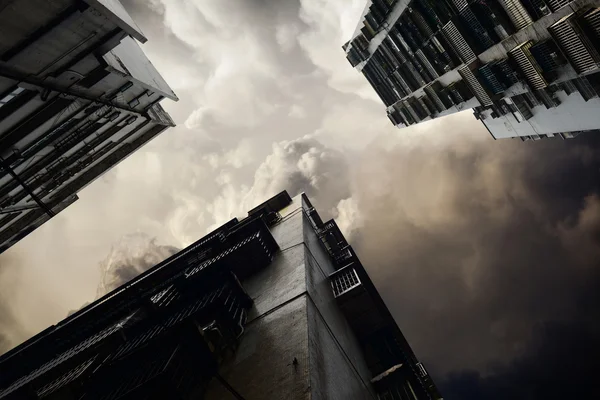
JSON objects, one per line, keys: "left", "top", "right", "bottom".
{"left": 0, "top": 0, "right": 177, "bottom": 253}
{"left": 345, "top": 0, "right": 600, "bottom": 141}
{"left": 0, "top": 191, "right": 442, "bottom": 400}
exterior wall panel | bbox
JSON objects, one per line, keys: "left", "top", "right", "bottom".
{"left": 205, "top": 297, "right": 311, "bottom": 400}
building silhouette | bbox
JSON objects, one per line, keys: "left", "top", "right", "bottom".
{"left": 0, "top": 0, "right": 177, "bottom": 253}
{"left": 0, "top": 191, "right": 442, "bottom": 400}
{"left": 345, "top": 0, "right": 600, "bottom": 141}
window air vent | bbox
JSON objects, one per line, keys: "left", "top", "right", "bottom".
{"left": 458, "top": 66, "right": 494, "bottom": 106}
{"left": 459, "top": 6, "right": 496, "bottom": 52}
{"left": 451, "top": 0, "right": 469, "bottom": 12}
{"left": 508, "top": 41, "right": 548, "bottom": 90}
{"left": 415, "top": 50, "right": 439, "bottom": 80}
{"left": 424, "top": 84, "right": 447, "bottom": 112}
{"left": 548, "top": 12, "right": 600, "bottom": 74}
{"left": 442, "top": 21, "right": 476, "bottom": 63}
{"left": 498, "top": 0, "right": 534, "bottom": 30}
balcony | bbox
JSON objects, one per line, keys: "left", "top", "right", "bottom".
{"left": 331, "top": 265, "right": 362, "bottom": 298}
{"left": 0, "top": 216, "right": 279, "bottom": 399}
{"left": 329, "top": 264, "right": 387, "bottom": 338}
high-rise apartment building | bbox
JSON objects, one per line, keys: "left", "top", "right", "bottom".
{"left": 345, "top": 0, "right": 600, "bottom": 141}
{"left": 0, "top": 191, "right": 442, "bottom": 400}
{"left": 0, "top": 0, "right": 177, "bottom": 253}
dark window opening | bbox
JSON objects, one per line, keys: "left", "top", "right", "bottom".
{"left": 76, "top": 67, "right": 111, "bottom": 89}
{"left": 0, "top": 87, "right": 25, "bottom": 108}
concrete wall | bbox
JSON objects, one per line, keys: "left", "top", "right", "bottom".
{"left": 84, "top": 0, "right": 146, "bottom": 42}
{"left": 103, "top": 36, "right": 178, "bottom": 100}
{"left": 244, "top": 244, "right": 307, "bottom": 322}
{"left": 241, "top": 197, "right": 307, "bottom": 322}
{"left": 205, "top": 196, "right": 377, "bottom": 399}
{"left": 204, "top": 296, "right": 310, "bottom": 400}
{"left": 205, "top": 203, "right": 310, "bottom": 399}
{"left": 303, "top": 213, "right": 376, "bottom": 399}
{"left": 307, "top": 299, "right": 374, "bottom": 400}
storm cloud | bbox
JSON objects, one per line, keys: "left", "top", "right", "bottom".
{"left": 342, "top": 115, "right": 600, "bottom": 396}
{"left": 95, "top": 233, "right": 179, "bottom": 296}
{"left": 0, "top": 254, "right": 32, "bottom": 354}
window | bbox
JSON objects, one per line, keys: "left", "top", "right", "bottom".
{"left": 0, "top": 87, "right": 25, "bottom": 108}
{"left": 119, "top": 81, "right": 134, "bottom": 92}
{"left": 331, "top": 266, "right": 361, "bottom": 298}
{"left": 128, "top": 98, "right": 140, "bottom": 108}
{"left": 108, "top": 111, "right": 120, "bottom": 122}
{"left": 77, "top": 67, "right": 111, "bottom": 89}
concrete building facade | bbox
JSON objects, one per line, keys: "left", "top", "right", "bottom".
{"left": 345, "top": 0, "right": 600, "bottom": 141}
{"left": 0, "top": 0, "right": 177, "bottom": 253}
{"left": 0, "top": 191, "right": 442, "bottom": 400}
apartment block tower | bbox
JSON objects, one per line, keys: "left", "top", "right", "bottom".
{"left": 0, "top": 0, "right": 177, "bottom": 253}
{"left": 0, "top": 191, "right": 442, "bottom": 400}
{"left": 345, "top": 0, "right": 600, "bottom": 141}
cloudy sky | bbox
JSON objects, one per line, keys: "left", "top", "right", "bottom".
{"left": 1, "top": 0, "right": 599, "bottom": 397}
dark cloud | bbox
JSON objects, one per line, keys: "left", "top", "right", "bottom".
{"left": 441, "top": 320, "right": 600, "bottom": 399}
{"left": 0, "top": 303, "right": 14, "bottom": 355}
{"left": 0, "top": 334, "right": 8, "bottom": 355}
{"left": 96, "top": 234, "right": 178, "bottom": 296}
{"left": 66, "top": 302, "right": 90, "bottom": 317}
{"left": 347, "top": 128, "right": 600, "bottom": 396}
{"left": 0, "top": 255, "right": 30, "bottom": 355}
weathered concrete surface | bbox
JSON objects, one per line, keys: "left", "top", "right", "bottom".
{"left": 303, "top": 214, "right": 377, "bottom": 399}
{"left": 206, "top": 199, "right": 376, "bottom": 399}
{"left": 104, "top": 37, "right": 179, "bottom": 100}
{"left": 205, "top": 296, "right": 310, "bottom": 400}
{"left": 84, "top": 0, "right": 146, "bottom": 42}
{"left": 307, "top": 298, "right": 376, "bottom": 400}
{"left": 244, "top": 202, "right": 306, "bottom": 322}
{"left": 245, "top": 245, "right": 307, "bottom": 322}
{"left": 270, "top": 199, "right": 304, "bottom": 251}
